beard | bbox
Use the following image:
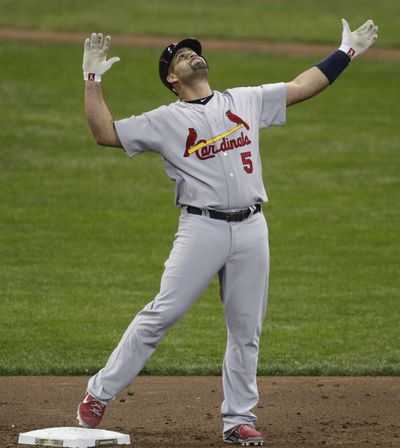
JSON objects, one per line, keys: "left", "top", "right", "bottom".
{"left": 190, "top": 57, "right": 208, "bottom": 72}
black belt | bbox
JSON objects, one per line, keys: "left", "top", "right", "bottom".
{"left": 186, "top": 204, "right": 261, "bottom": 222}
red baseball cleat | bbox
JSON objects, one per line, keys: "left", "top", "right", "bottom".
{"left": 77, "top": 392, "right": 106, "bottom": 428}
{"left": 224, "top": 424, "right": 264, "bottom": 446}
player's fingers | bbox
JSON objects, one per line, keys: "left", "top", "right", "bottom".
{"left": 106, "top": 56, "right": 120, "bottom": 69}
{"left": 341, "top": 18, "right": 351, "bottom": 34}
{"left": 366, "top": 19, "right": 374, "bottom": 30}
{"left": 368, "top": 25, "right": 378, "bottom": 37}
{"left": 100, "top": 35, "right": 111, "bottom": 55}
{"left": 359, "top": 19, "right": 374, "bottom": 33}
{"left": 363, "top": 24, "right": 378, "bottom": 43}
{"left": 96, "top": 33, "right": 104, "bottom": 50}
{"left": 90, "top": 32, "right": 97, "bottom": 50}
{"left": 84, "top": 37, "right": 91, "bottom": 53}
{"left": 369, "top": 32, "right": 378, "bottom": 44}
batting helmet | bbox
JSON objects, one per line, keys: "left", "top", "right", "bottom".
{"left": 159, "top": 38, "right": 206, "bottom": 95}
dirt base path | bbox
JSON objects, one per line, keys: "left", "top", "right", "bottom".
{"left": 1, "top": 376, "right": 399, "bottom": 447}
{"left": 1, "top": 27, "right": 400, "bottom": 60}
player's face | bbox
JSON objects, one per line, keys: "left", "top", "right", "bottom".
{"left": 168, "top": 47, "right": 208, "bottom": 83}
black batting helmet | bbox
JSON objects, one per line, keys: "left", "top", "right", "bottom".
{"left": 159, "top": 38, "right": 205, "bottom": 95}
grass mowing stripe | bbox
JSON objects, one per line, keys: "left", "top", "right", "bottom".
{"left": 0, "top": 0, "right": 399, "bottom": 47}
{"left": 0, "top": 42, "right": 399, "bottom": 374}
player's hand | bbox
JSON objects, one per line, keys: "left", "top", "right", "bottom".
{"left": 339, "top": 18, "right": 378, "bottom": 60}
{"left": 83, "top": 33, "right": 120, "bottom": 82}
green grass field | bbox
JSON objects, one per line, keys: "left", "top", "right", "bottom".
{"left": 1, "top": 2, "right": 399, "bottom": 375}
{"left": 1, "top": 0, "right": 399, "bottom": 47}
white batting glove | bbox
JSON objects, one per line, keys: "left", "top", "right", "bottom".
{"left": 339, "top": 18, "right": 378, "bottom": 60}
{"left": 83, "top": 33, "right": 120, "bottom": 82}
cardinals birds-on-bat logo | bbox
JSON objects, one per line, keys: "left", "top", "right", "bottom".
{"left": 183, "top": 110, "right": 251, "bottom": 160}
{"left": 225, "top": 110, "right": 249, "bottom": 130}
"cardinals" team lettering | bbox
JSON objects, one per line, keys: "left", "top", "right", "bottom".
{"left": 184, "top": 130, "right": 252, "bottom": 160}
{"left": 183, "top": 109, "right": 252, "bottom": 160}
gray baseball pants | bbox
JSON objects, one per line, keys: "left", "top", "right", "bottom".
{"left": 88, "top": 207, "right": 270, "bottom": 435}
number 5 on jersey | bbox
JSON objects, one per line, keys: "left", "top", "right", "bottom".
{"left": 241, "top": 151, "right": 253, "bottom": 173}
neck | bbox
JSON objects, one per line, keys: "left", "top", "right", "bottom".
{"left": 177, "top": 80, "right": 213, "bottom": 102}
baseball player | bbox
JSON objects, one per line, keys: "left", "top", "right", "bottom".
{"left": 77, "top": 19, "right": 378, "bottom": 446}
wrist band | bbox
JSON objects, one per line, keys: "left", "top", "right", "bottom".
{"left": 83, "top": 72, "right": 102, "bottom": 82}
{"left": 315, "top": 50, "right": 351, "bottom": 84}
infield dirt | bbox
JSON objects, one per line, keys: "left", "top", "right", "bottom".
{"left": 0, "top": 376, "right": 399, "bottom": 447}
{"left": 1, "top": 27, "right": 400, "bottom": 60}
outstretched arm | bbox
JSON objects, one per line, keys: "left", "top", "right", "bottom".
{"left": 83, "top": 33, "right": 122, "bottom": 147}
{"left": 286, "top": 18, "right": 378, "bottom": 107}
{"left": 285, "top": 66, "right": 329, "bottom": 107}
{"left": 85, "top": 81, "right": 121, "bottom": 147}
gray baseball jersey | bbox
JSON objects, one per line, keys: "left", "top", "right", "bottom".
{"left": 87, "top": 82, "right": 287, "bottom": 437}
{"left": 114, "top": 83, "right": 286, "bottom": 210}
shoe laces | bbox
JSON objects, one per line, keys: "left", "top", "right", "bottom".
{"left": 89, "top": 400, "right": 105, "bottom": 416}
